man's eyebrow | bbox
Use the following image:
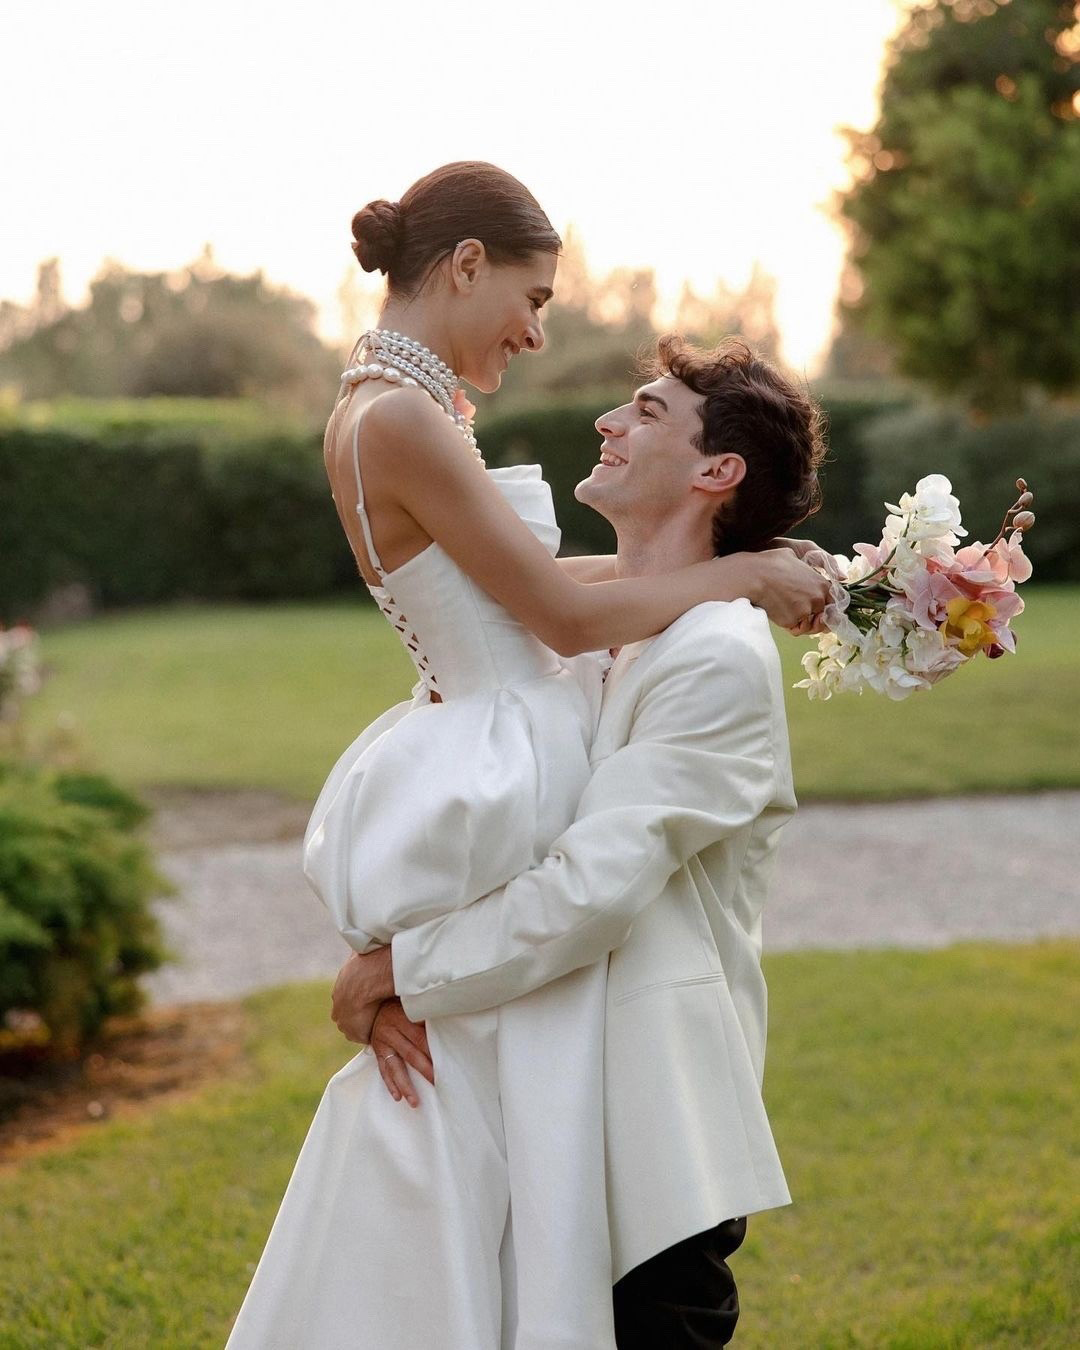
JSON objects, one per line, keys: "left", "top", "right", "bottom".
{"left": 634, "top": 389, "right": 668, "bottom": 412}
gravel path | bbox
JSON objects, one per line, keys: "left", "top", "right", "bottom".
{"left": 140, "top": 790, "right": 1080, "bottom": 1006}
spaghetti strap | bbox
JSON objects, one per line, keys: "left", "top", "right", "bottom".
{"left": 345, "top": 395, "right": 441, "bottom": 694}
{"left": 351, "top": 405, "right": 388, "bottom": 583}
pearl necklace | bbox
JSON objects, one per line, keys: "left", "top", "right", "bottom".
{"left": 340, "top": 329, "right": 481, "bottom": 461}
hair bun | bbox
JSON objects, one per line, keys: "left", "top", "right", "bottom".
{"left": 351, "top": 199, "right": 405, "bottom": 274}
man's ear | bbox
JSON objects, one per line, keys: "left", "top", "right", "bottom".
{"left": 694, "top": 452, "right": 746, "bottom": 497}
{"left": 450, "top": 238, "right": 486, "bottom": 291}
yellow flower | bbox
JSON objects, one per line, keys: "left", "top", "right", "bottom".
{"left": 939, "top": 597, "right": 997, "bottom": 655}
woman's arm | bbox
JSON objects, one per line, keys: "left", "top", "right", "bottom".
{"left": 361, "top": 390, "right": 831, "bottom": 654}
{"left": 555, "top": 555, "right": 618, "bottom": 583}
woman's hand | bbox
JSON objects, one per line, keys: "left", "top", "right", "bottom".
{"left": 771, "top": 535, "right": 845, "bottom": 581}
{"left": 371, "top": 998, "right": 435, "bottom": 1108}
{"left": 728, "top": 548, "right": 837, "bottom": 632}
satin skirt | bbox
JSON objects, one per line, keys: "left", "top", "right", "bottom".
{"left": 227, "top": 665, "right": 616, "bottom": 1349}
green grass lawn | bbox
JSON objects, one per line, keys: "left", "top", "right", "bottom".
{"left": 0, "top": 942, "right": 1075, "bottom": 1347}
{"left": 24, "top": 587, "right": 1080, "bottom": 802}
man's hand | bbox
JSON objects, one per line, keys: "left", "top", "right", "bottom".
{"left": 330, "top": 946, "right": 397, "bottom": 1045}
{"left": 370, "top": 998, "right": 434, "bottom": 1108}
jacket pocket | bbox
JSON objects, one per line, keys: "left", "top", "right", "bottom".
{"left": 612, "top": 970, "right": 728, "bottom": 1006}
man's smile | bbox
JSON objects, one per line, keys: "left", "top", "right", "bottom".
{"left": 598, "top": 449, "right": 627, "bottom": 467}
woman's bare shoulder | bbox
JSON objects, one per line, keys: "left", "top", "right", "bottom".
{"left": 359, "top": 387, "right": 462, "bottom": 459}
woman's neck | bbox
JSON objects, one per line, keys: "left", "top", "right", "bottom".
{"left": 375, "top": 302, "right": 457, "bottom": 374}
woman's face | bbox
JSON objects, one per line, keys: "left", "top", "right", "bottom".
{"left": 451, "top": 247, "right": 556, "bottom": 393}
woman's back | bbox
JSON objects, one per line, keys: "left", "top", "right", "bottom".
{"left": 340, "top": 391, "right": 569, "bottom": 700}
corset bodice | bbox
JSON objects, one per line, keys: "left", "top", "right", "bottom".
{"left": 360, "top": 464, "right": 564, "bottom": 701}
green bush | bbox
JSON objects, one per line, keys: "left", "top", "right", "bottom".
{"left": 0, "top": 763, "right": 170, "bottom": 1056}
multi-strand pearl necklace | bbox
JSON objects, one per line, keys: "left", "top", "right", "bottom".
{"left": 340, "top": 329, "right": 481, "bottom": 461}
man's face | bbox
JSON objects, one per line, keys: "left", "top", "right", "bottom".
{"left": 576, "top": 376, "right": 730, "bottom": 526}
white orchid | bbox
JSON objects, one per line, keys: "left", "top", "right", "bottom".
{"left": 883, "top": 473, "right": 966, "bottom": 548}
{"left": 903, "top": 628, "right": 967, "bottom": 682}
{"left": 794, "top": 631, "right": 860, "bottom": 701}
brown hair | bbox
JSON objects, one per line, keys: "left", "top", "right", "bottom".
{"left": 351, "top": 161, "right": 561, "bottom": 297}
{"left": 648, "top": 334, "right": 826, "bottom": 556}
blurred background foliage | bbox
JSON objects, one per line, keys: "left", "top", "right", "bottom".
{"left": 836, "top": 0, "right": 1080, "bottom": 412}
{"left": 0, "top": 246, "right": 341, "bottom": 414}
{"left": 2, "top": 0, "right": 1078, "bottom": 627}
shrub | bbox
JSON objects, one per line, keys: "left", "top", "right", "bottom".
{"left": 0, "top": 763, "right": 170, "bottom": 1057}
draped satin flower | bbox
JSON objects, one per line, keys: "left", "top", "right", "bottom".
{"left": 452, "top": 388, "right": 477, "bottom": 423}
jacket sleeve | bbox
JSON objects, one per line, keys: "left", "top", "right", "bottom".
{"left": 391, "top": 625, "right": 781, "bottom": 1021}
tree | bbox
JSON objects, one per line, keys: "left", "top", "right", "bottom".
{"left": 674, "top": 264, "right": 783, "bottom": 365}
{"left": 0, "top": 248, "right": 342, "bottom": 412}
{"left": 483, "top": 234, "right": 786, "bottom": 414}
{"left": 837, "top": 0, "right": 1080, "bottom": 412}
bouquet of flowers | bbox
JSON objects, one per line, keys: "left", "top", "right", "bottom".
{"left": 796, "top": 476, "right": 1035, "bottom": 701}
{"left": 0, "top": 623, "right": 43, "bottom": 721}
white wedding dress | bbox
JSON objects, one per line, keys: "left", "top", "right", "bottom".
{"left": 225, "top": 403, "right": 616, "bottom": 1349}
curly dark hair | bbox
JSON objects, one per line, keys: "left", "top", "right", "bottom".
{"left": 351, "top": 161, "right": 561, "bottom": 298}
{"left": 646, "top": 334, "right": 827, "bottom": 556}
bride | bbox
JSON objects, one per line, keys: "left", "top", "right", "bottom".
{"left": 225, "top": 161, "right": 828, "bottom": 1350}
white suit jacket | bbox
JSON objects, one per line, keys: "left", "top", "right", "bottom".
{"left": 391, "top": 598, "right": 797, "bottom": 1281}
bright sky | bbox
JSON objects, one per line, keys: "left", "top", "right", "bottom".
{"left": 3, "top": 0, "right": 908, "bottom": 377}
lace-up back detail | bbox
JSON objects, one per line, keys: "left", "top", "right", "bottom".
{"left": 349, "top": 406, "right": 441, "bottom": 697}
{"left": 339, "top": 393, "right": 565, "bottom": 703}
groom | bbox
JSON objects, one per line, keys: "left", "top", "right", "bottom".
{"left": 331, "top": 333, "right": 828, "bottom": 1346}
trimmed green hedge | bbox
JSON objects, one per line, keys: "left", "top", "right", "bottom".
{"left": 3, "top": 393, "right": 1077, "bottom": 620}
{"left": 0, "top": 428, "right": 355, "bottom": 622}
{"left": 0, "top": 766, "right": 169, "bottom": 1056}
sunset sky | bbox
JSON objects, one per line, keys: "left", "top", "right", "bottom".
{"left": 4, "top": 0, "right": 908, "bottom": 376}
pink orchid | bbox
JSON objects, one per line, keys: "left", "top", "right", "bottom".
{"left": 988, "top": 530, "right": 1033, "bottom": 584}
{"left": 949, "top": 543, "right": 1000, "bottom": 589}
{"left": 852, "top": 540, "right": 889, "bottom": 573}
{"left": 905, "top": 565, "right": 964, "bottom": 630}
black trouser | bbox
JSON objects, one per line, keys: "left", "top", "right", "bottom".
{"left": 612, "top": 1216, "right": 747, "bottom": 1349}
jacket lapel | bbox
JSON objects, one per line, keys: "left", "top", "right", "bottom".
{"left": 591, "top": 639, "right": 653, "bottom": 762}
